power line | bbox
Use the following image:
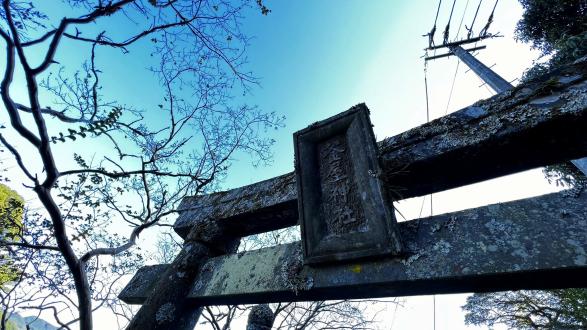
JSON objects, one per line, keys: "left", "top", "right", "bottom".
{"left": 443, "top": 0, "right": 480, "bottom": 116}
{"left": 443, "top": 0, "right": 457, "bottom": 44}
{"left": 444, "top": 59, "right": 461, "bottom": 115}
{"left": 418, "top": 195, "right": 427, "bottom": 219}
{"left": 455, "top": 0, "right": 471, "bottom": 39}
{"left": 490, "top": 0, "right": 499, "bottom": 16}
{"left": 424, "top": 0, "right": 444, "bottom": 48}
{"left": 393, "top": 205, "right": 408, "bottom": 222}
{"left": 433, "top": 0, "right": 443, "bottom": 26}
{"left": 480, "top": 0, "right": 499, "bottom": 37}
{"left": 419, "top": 57, "right": 431, "bottom": 220}
{"left": 466, "top": 0, "right": 484, "bottom": 38}
{"left": 424, "top": 59, "right": 431, "bottom": 123}
{"left": 423, "top": 6, "right": 446, "bottom": 329}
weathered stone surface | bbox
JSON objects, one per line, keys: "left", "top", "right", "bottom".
{"left": 125, "top": 221, "right": 239, "bottom": 330}
{"left": 174, "top": 59, "right": 587, "bottom": 239}
{"left": 174, "top": 172, "right": 297, "bottom": 238}
{"left": 125, "top": 240, "right": 213, "bottom": 330}
{"left": 119, "top": 264, "right": 167, "bottom": 304}
{"left": 124, "top": 191, "right": 587, "bottom": 305}
{"left": 294, "top": 105, "right": 402, "bottom": 264}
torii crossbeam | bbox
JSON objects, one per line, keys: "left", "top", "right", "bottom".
{"left": 121, "top": 57, "right": 587, "bottom": 330}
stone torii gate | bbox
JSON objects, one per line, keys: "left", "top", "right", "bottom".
{"left": 120, "top": 58, "right": 587, "bottom": 329}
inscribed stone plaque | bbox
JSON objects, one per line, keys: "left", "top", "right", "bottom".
{"left": 294, "top": 104, "right": 402, "bottom": 264}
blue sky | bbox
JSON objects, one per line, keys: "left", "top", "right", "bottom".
{"left": 1, "top": 0, "right": 565, "bottom": 328}
{"left": 223, "top": 0, "right": 543, "bottom": 189}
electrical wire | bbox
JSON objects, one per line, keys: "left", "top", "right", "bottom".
{"left": 455, "top": 0, "right": 471, "bottom": 39}
{"left": 424, "top": 0, "right": 444, "bottom": 48}
{"left": 480, "top": 0, "right": 499, "bottom": 37}
{"left": 393, "top": 205, "right": 408, "bottom": 222}
{"left": 490, "top": 0, "right": 499, "bottom": 16}
{"left": 448, "top": 0, "right": 479, "bottom": 108}
{"left": 427, "top": 61, "right": 437, "bottom": 329}
{"left": 444, "top": 59, "right": 461, "bottom": 115}
{"left": 423, "top": 55, "right": 435, "bottom": 271}
{"left": 417, "top": 195, "right": 427, "bottom": 219}
{"left": 443, "top": 0, "right": 457, "bottom": 44}
{"left": 433, "top": 0, "right": 443, "bottom": 26}
{"left": 421, "top": 58, "right": 434, "bottom": 221}
{"left": 423, "top": 19, "right": 438, "bottom": 329}
{"left": 424, "top": 59, "right": 431, "bottom": 123}
{"left": 466, "top": 0, "right": 483, "bottom": 38}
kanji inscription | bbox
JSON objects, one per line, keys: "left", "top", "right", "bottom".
{"left": 294, "top": 104, "right": 402, "bottom": 264}
{"left": 317, "top": 135, "right": 366, "bottom": 236}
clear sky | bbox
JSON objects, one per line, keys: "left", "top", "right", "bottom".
{"left": 0, "top": 0, "right": 564, "bottom": 329}
{"left": 222, "top": 0, "right": 546, "bottom": 186}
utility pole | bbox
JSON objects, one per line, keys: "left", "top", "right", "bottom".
{"left": 448, "top": 45, "right": 511, "bottom": 93}
{"left": 432, "top": 44, "right": 587, "bottom": 176}
{"left": 454, "top": 45, "right": 587, "bottom": 175}
{"left": 423, "top": 0, "right": 587, "bottom": 176}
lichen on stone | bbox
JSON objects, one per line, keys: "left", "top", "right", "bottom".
{"left": 401, "top": 252, "right": 424, "bottom": 266}
{"left": 280, "top": 246, "right": 313, "bottom": 294}
{"left": 432, "top": 240, "right": 451, "bottom": 254}
{"left": 559, "top": 88, "right": 587, "bottom": 114}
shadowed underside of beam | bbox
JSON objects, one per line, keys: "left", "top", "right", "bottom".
{"left": 122, "top": 191, "right": 587, "bottom": 304}
{"left": 173, "top": 60, "right": 587, "bottom": 238}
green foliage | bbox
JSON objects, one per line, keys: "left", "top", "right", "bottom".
{"left": 549, "top": 31, "right": 587, "bottom": 66}
{"left": 515, "top": 0, "right": 587, "bottom": 54}
{"left": 49, "top": 107, "right": 122, "bottom": 144}
{"left": 522, "top": 31, "right": 587, "bottom": 82}
{"left": 463, "top": 289, "right": 587, "bottom": 329}
{"left": 516, "top": 0, "right": 587, "bottom": 186}
{"left": 0, "top": 184, "right": 24, "bottom": 287}
{"left": 0, "top": 311, "right": 19, "bottom": 330}
{"left": 517, "top": 0, "right": 587, "bottom": 82}
{"left": 0, "top": 184, "right": 23, "bottom": 237}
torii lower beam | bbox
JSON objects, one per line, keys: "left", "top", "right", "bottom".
{"left": 121, "top": 191, "right": 587, "bottom": 305}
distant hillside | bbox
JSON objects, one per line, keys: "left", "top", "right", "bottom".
{"left": 1, "top": 312, "right": 58, "bottom": 330}
{"left": 24, "top": 316, "right": 59, "bottom": 330}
